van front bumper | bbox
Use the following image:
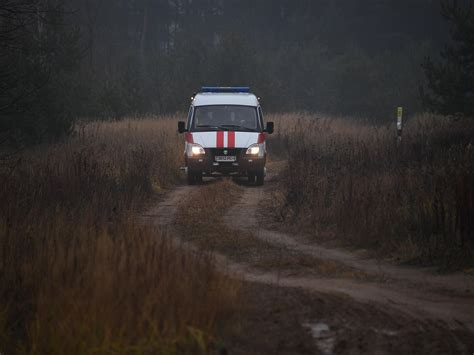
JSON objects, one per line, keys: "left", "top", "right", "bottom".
{"left": 186, "top": 148, "right": 265, "bottom": 176}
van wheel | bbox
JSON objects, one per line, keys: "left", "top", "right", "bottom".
{"left": 187, "top": 172, "right": 196, "bottom": 185}
{"left": 256, "top": 171, "right": 264, "bottom": 186}
{"left": 248, "top": 173, "right": 255, "bottom": 184}
{"left": 188, "top": 171, "right": 202, "bottom": 185}
{"left": 195, "top": 173, "right": 203, "bottom": 183}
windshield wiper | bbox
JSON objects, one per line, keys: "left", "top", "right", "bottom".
{"left": 218, "top": 125, "right": 254, "bottom": 131}
{"left": 196, "top": 125, "right": 219, "bottom": 129}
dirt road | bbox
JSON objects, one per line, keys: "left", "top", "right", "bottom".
{"left": 142, "top": 162, "right": 474, "bottom": 354}
{"left": 225, "top": 173, "right": 474, "bottom": 326}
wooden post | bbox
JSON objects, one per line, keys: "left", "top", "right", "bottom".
{"left": 397, "top": 106, "right": 403, "bottom": 145}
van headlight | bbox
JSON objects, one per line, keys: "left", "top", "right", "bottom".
{"left": 191, "top": 144, "right": 205, "bottom": 156}
{"left": 246, "top": 144, "right": 260, "bottom": 155}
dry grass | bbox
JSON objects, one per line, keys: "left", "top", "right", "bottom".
{"left": 0, "top": 117, "right": 239, "bottom": 354}
{"left": 267, "top": 113, "right": 474, "bottom": 270}
{"left": 175, "top": 179, "right": 369, "bottom": 279}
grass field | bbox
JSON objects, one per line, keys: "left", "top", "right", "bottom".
{"left": 1, "top": 112, "right": 472, "bottom": 353}
{"left": 268, "top": 113, "right": 474, "bottom": 270}
{"left": 0, "top": 117, "right": 239, "bottom": 354}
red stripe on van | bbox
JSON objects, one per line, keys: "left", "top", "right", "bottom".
{"left": 258, "top": 133, "right": 266, "bottom": 144}
{"left": 228, "top": 131, "right": 235, "bottom": 148}
{"left": 185, "top": 132, "right": 194, "bottom": 143}
{"left": 216, "top": 131, "right": 224, "bottom": 148}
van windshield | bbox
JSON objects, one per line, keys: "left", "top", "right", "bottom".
{"left": 192, "top": 105, "right": 259, "bottom": 132}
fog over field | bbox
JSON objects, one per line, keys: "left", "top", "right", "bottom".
{"left": 1, "top": 1, "right": 473, "bottom": 354}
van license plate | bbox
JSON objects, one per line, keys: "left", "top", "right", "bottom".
{"left": 215, "top": 156, "right": 237, "bottom": 162}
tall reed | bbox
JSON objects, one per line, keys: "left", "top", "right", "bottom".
{"left": 0, "top": 117, "right": 239, "bottom": 354}
{"left": 269, "top": 113, "right": 474, "bottom": 269}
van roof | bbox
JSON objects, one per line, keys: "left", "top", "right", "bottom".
{"left": 192, "top": 93, "right": 259, "bottom": 107}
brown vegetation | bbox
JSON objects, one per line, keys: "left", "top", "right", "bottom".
{"left": 175, "top": 179, "right": 367, "bottom": 279}
{"left": 269, "top": 113, "right": 474, "bottom": 270}
{"left": 2, "top": 112, "right": 472, "bottom": 353}
{"left": 0, "top": 118, "right": 239, "bottom": 354}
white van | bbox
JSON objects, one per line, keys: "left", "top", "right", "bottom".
{"left": 178, "top": 87, "right": 274, "bottom": 185}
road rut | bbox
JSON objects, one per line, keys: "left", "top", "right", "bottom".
{"left": 142, "top": 170, "right": 474, "bottom": 333}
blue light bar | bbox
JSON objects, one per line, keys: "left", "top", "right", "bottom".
{"left": 201, "top": 86, "right": 250, "bottom": 93}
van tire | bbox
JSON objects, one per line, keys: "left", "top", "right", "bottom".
{"left": 256, "top": 171, "right": 264, "bottom": 186}
{"left": 195, "top": 173, "right": 203, "bottom": 183}
{"left": 187, "top": 171, "right": 202, "bottom": 185}
{"left": 248, "top": 173, "right": 255, "bottom": 183}
{"left": 187, "top": 172, "right": 196, "bottom": 185}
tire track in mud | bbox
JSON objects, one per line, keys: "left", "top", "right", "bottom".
{"left": 141, "top": 185, "right": 191, "bottom": 228}
{"left": 225, "top": 168, "right": 474, "bottom": 331}
{"left": 142, "top": 176, "right": 474, "bottom": 333}
{"left": 226, "top": 170, "right": 474, "bottom": 295}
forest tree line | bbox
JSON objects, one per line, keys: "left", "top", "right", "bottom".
{"left": 1, "top": 0, "right": 472, "bottom": 146}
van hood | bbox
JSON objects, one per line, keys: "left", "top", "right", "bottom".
{"left": 187, "top": 131, "right": 265, "bottom": 148}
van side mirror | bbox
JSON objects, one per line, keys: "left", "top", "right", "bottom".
{"left": 178, "top": 121, "right": 186, "bottom": 133}
{"left": 265, "top": 121, "right": 274, "bottom": 134}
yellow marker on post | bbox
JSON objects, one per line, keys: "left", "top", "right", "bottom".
{"left": 396, "top": 107, "right": 403, "bottom": 145}
{"left": 397, "top": 107, "right": 403, "bottom": 131}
